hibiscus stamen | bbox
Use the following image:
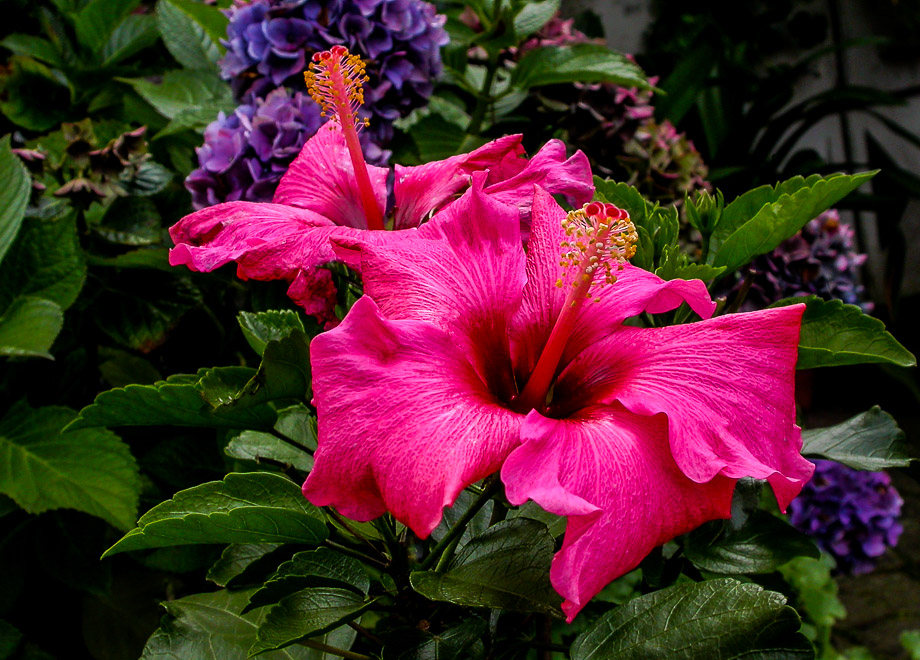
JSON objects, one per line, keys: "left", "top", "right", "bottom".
{"left": 305, "top": 46, "right": 384, "bottom": 230}
{"left": 514, "top": 202, "right": 637, "bottom": 413}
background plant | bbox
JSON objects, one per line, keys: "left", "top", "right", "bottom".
{"left": 0, "top": 1, "right": 917, "bottom": 659}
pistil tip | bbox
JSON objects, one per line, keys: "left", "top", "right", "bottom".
{"left": 304, "top": 45, "right": 370, "bottom": 131}
{"left": 559, "top": 202, "right": 638, "bottom": 294}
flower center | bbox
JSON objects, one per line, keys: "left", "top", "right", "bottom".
{"left": 305, "top": 45, "right": 384, "bottom": 231}
{"left": 512, "top": 202, "right": 637, "bottom": 414}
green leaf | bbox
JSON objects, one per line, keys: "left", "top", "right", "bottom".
{"left": 69, "top": 368, "right": 277, "bottom": 432}
{"left": 218, "top": 331, "right": 312, "bottom": 410}
{"left": 594, "top": 178, "right": 705, "bottom": 276}
{"left": 238, "top": 310, "right": 306, "bottom": 357}
{"left": 779, "top": 556, "right": 846, "bottom": 630}
{"left": 0, "top": 34, "right": 62, "bottom": 67}
{"left": 0, "top": 619, "right": 22, "bottom": 660}
{"left": 382, "top": 618, "right": 488, "bottom": 660}
{"left": 593, "top": 179, "right": 650, "bottom": 229}
{"left": 274, "top": 405, "right": 317, "bottom": 450}
{"left": 92, "top": 196, "right": 162, "bottom": 246}
{"left": 153, "top": 102, "right": 237, "bottom": 139}
{"left": 142, "top": 589, "right": 354, "bottom": 660}
{"left": 119, "top": 69, "right": 231, "bottom": 119}
{"left": 86, "top": 247, "right": 172, "bottom": 270}
{"left": 123, "top": 161, "right": 174, "bottom": 196}
{"left": 245, "top": 548, "right": 369, "bottom": 613}
{"left": 685, "top": 511, "right": 819, "bottom": 575}
{"left": 102, "top": 14, "right": 160, "bottom": 66}
{"left": 156, "top": 0, "right": 226, "bottom": 70}
{"left": 801, "top": 406, "right": 911, "bottom": 470}
{"left": 409, "top": 519, "right": 562, "bottom": 615}
{"left": 167, "top": 0, "right": 229, "bottom": 44}
{"left": 0, "top": 401, "right": 140, "bottom": 530}
{"left": 770, "top": 297, "right": 916, "bottom": 369}
{"left": 512, "top": 0, "right": 561, "bottom": 38}
{"left": 99, "top": 348, "right": 162, "bottom": 388}
{"left": 208, "top": 543, "right": 286, "bottom": 588}
{"left": 0, "top": 57, "right": 71, "bottom": 131}
{"left": 0, "top": 297, "right": 64, "bottom": 359}
{"left": 711, "top": 172, "right": 876, "bottom": 274}
{"left": 407, "top": 115, "right": 469, "bottom": 163}
{"left": 654, "top": 245, "right": 726, "bottom": 282}
{"left": 92, "top": 271, "right": 199, "bottom": 352}
{"left": 512, "top": 44, "right": 649, "bottom": 90}
{"left": 226, "top": 431, "right": 314, "bottom": 472}
{"left": 430, "top": 488, "right": 494, "bottom": 547}
{"left": 250, "top": 588, "right": 375, "bottom": 656}
{"left": 0, "top": 135, "right": 31, "bottom": 265}
{"left": 508, "top": 501, "right": 567, "bottom": 538}
{"left": 900, "top": 630, "right": 920, "bottom": 659}
{"left": 73, "top": 0, "right": 140, "bottom": 54}
{"left": 0, "top": 212, "right": 86, "bottom": 313}
{"left": 104, "top": 472, "right": 327, "bottom": 557}
{"left": 570, "top": 578, "right": 813, "bottom": 660}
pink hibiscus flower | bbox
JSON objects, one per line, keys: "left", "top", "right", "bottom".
{"left": 168, "top": 46, "right": 593, "bottom": 325}
{"left": 302, "top": 175, "right": 814, "bottom": 620}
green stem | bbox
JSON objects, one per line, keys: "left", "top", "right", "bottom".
{"left": 327, "top": 509, "right": 383, "bottom": 559}
{"left": 298, "top": 639, "right": 371, "bottom": 660}
{"left": 418, "top": 479, "right": 500, "bottom": 571}
{"left": 434, "top": 534, "right": 463, "bottom": 572}
{"left": 672, "top": 302, "right": 693, "bottom": 326}
{"left": 723, "top": 269, "right": 756, "bottom": 316}
{"left": 373, "top": 516, "right": 406, "bottom": 572}
{"left": 467, "top": 56, "right": 498, "bottom": 137}
{"left": 324, "top": 539, "right": 388, "bottom": 570}
{"left": 700, "top": 230, "right": 712, "bottom": 265}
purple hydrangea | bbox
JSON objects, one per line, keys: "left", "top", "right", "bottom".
{"left": 185, "top": 88, "right": 324, "bottom": 209}
{"left": 738, "top": 209, "right": 872, "bottom": 311}
{"left": 789, "top": 459, "right": 903, "bottom": 574}
{"left": 219, "top": 0, "right": 448, "bottom": 153}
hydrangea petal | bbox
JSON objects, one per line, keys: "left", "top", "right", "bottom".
{"left": 502, "top": 405, "right": 735, "bottom": 621}
{"left": 304, "top": 296, "right": 524, "bottom": 536}
{"left": 391, "top": 134, "right": 524, "bottom": 229}
{"left": 511, "top": 187, "right": 716, "bottom": 380}
{"left": 272, "top": 123, "right": 389, "bottom": 228}
{"left": 554, "top": 305, "right": 813, "bottom": 510}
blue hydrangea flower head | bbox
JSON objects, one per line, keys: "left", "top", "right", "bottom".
{"left": 740, "top": 209, "right": 872, "bottom": 311}
{"left": 185, "top": 88, "right": 324, "bottom": 209}
{"left": 789, "top": 459, "right": 903, "bottom": 574}
{"left": 218, "top": 0, "right": 448, "bottom": 153}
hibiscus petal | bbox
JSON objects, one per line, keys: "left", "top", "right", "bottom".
{"left": 304, "top": 296, "right": 524, "bottom": 536}
{"left": 272, "top": 123, "right": 389, "bottom": 228}
{"left": 502, "top": 405, "right": 735, "bottom": 621}
{"left": 511, "top": 187, "right": 716, "bottom": 380}
{"left": 392, "top": 134, "right": 524, "bottom": 229}
{"left": 555, "top": 305, "right": 813, "bottom": 511}
{"left": 337, "top": 177, "right": 526, "bottom": 399}
{"left": 483, "top": 140, "right": 594, "bottom": 223}
{"left": 169, "top": 200, "right": 343, "bottom": 323}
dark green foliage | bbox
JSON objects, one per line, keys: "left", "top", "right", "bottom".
{"left": 0, "top": 3, "right": 916, "bottom": 659}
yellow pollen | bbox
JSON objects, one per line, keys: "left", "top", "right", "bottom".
{"left": 303, "top": 45, "right": 370, "bottom": 132}
{"left": 557, "top": 202, "right": 638, "bottom": 299}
